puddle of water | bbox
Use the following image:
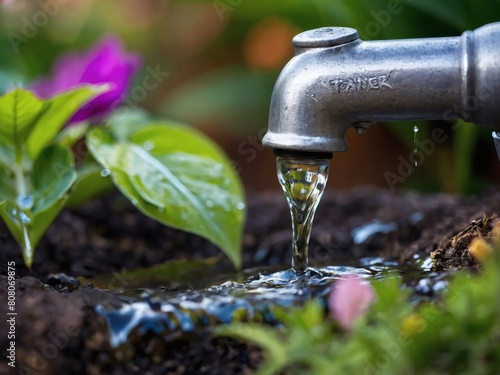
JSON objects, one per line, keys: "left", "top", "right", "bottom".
{"left": 96, "top": 257, "right": 447, "bottom": 348}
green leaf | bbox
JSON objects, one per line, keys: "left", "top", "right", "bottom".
{"left": 0, "top": 86, "right": 99, "bottom": 267}
{"left": 0, "top": 87, "right": 105, "bottom": 160}
{"left": 29, "top": 197, "right": 69, "bottom": 256}
{"left": 0, "top": 201, "right": 24, "bottom": 251}
{"left": 0, "top": 196, "right": 69, "bottom": 267}
{"left": 87, "top": 123, "right": 246, "bottom": 269}
{"left": 0, "top": 89, "right": 46, "bottom": 143}
{"left": 26, "top": 85, "right": 108, "bottom": 160}
{"left": 105, "top": 106, "right": 152, "bottom": 141}
{"left": 65, "top": 160, "right": 115, "bottom": 207}
{"left": 54, "top": 122, "right": 89, "bottom": 148}
{"left": 0, "top": 145, "right": 76, "bottom": 266}
{"left": 0, "top": 136, "right": 15, "bottom": 171}
{"left": 0, "top": 165, "right": 15, "bottom": 202}
{"left": 32, "top": 145, "right": 77, "bottom": 213}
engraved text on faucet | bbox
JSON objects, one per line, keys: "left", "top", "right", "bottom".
{"left": 329, "top": 72, "right": 392, "bottom": 94}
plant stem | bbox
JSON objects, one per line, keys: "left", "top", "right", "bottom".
{"left": 13, "top": 143, "right": 33, "bottom": 267}
{"left": 14, "top": 165, "right": 27, "bottom": 198}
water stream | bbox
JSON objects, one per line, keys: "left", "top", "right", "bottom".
{"left": 276, "top": 156, "right": 329, "bottom": 274}
{"left": 413, "top": 125, "right": 419, "bottom": 166}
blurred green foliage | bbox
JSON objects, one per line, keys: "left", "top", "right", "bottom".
{"left": 0, "top": 0, "right": 498, "bottom": 193}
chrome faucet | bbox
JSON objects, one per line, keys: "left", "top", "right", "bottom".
{"left": 262, "top": 22, "right": 500, "bottom": 159}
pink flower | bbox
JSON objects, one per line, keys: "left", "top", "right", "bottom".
{"left": 31, "top": 36, "right": 141, "bottom": 125}
{"left": 329, "top": 275, "right": 376, "bottom": 330}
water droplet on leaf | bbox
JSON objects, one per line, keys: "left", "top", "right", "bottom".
{"left": 17, "top": 195, "right": 33, "bottom": 210}
{"left": 19, "top": 212, "right": 30, "bottom": 224}
{"left": 101, "top": 169, "right": 111, "bottom": 177}
{"left": 143, "top": 141, "right": 155, "bottom": 151}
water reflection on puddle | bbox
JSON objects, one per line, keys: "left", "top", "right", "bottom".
{"left": 96, "top": 256, "right": 445, "bottom": 348}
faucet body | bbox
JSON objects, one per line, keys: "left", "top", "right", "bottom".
{"left": 262, "top": 23, "right": 500, "bottom": 156}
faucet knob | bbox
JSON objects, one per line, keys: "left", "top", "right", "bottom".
{"left": 293, "top": 27, "right": 359, "bottom": 49}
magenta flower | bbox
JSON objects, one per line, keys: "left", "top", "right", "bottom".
{"left": 31, "top": 36, "right": 141, "bottom": 125}
{"left": 329, "top": 275, "right": 376, "bottom": 330}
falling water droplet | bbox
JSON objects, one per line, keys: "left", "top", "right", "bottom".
{"left": 413, "top": 125, "right": 419, "bottom": 166}
{"left": 277, "top": 156, "right": 329, "bottom": 275}
{"left": 17, "top": 195, "right": 33, "bottom": 210}
{"left": 143, "top": 141, "right": 155, "bottom": 151}
{"left": 236, "top": 202, "right": 245, "bottom": 211}
{"left": 101, "top": 169, "right": 111, "bottom": 177}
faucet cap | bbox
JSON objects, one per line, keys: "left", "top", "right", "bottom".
{"left": 293, "top": 27, "right": 359, "bottom": 48}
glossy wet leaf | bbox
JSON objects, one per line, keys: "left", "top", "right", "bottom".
{"left": 0, "top": 145, "right": 76, "bottom": 266}
{"left": 0, "top": 86, "right": 105, "bottom": 267}
{"left": 0, "top": 87, "right": 105, "bottom": 160}
{"left": 32, "top": 145, "right": 77, "bottom": 213}
{"left": 66, "top": 161, "right": 115, "bottom": 207}
{"left": 27, "top": 198, "right": 69, "bottom": 264}
{"left": 0, "top": 89, "right": 45, "bottom": 143}
{"left": 105, "top": 106, "right": 152, "bottom": 141}
{"left": 87, "top": 123, "right": 245, "bottom": 269}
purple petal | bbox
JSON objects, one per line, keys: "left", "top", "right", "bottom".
{"left": 30, "top": 35, "right": 141, "bottom": 125}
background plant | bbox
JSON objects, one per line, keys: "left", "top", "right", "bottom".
{"left": 0, "top": 86, "right": 105, "bottom": 266}
{"left": 0, "top": 36, "right": 246, "bottom": 269}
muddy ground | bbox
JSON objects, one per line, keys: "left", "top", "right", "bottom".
{"left": 1, "top": 187, "right": 499, "bottom": 374}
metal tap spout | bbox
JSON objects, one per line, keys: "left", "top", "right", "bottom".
{"left": 262, "top": 23, "right": 500, "bottom": 157}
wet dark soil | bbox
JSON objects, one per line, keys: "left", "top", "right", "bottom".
{"left": 1, "top": 187, "right": 499, "bottom": 374}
